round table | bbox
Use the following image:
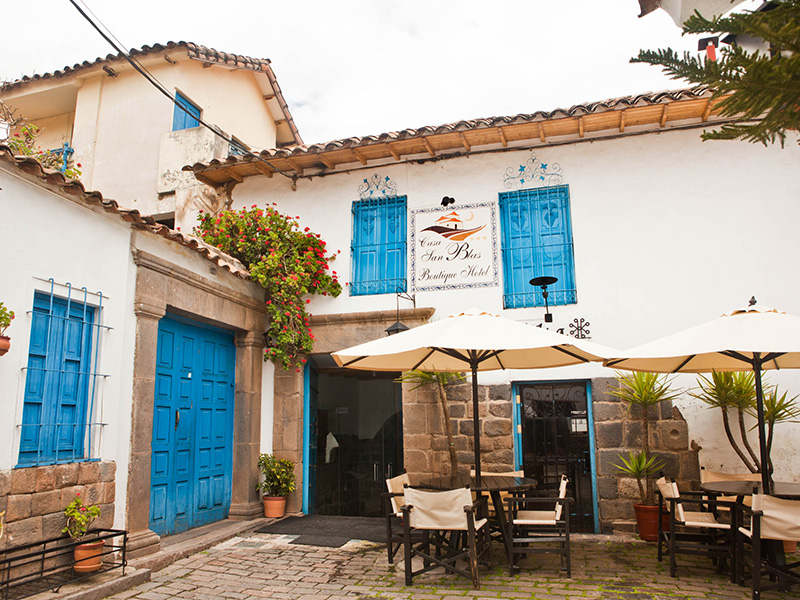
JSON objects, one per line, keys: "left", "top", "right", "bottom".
{"left": 701, "top": 480, "right": 800, "bottom": 499}
{"left": 419, "top": 474, "right": 538, "bottom": 553}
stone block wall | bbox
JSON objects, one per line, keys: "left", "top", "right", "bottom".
{"left": 403, "top": 380, "right": 515, "bottom": 479}
{"left": 0, "top": 461, "right": 115, "bottom": 550}
{"left": 592, "top": 378, "right": 700, "bottom": 533}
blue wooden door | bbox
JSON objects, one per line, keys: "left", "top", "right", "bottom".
{"left": 150, "top": 316, "right": 235, "bottom": 537}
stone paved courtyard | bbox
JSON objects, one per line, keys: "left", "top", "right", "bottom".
{"left": 107, "top": 533, "right": 798, "bottom": 600}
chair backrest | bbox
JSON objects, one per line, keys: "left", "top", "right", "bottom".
{"left": 469, "top": 467, "right": 524, "bottom": 478}
{"left": 700, "top": 469, "right": 761, "bottom": 483}
{"left": 656, "top": 477, "right": 685, "bottom": 523}
{"left": 751, "top": 494, "right": 800, "bottom": 542}
{"left": 554, "top": 474, "right": 569, "bottom": 521}
{"left": 404, "top": 487, "right": 473, "bottom": 531}
{"left": 386, "top": 472, "right": 411, "bottom": 515}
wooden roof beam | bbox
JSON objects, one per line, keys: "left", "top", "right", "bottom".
{"left": 578, "top": 116, "right": 585, "bottom": 138}
{"left": 660, "top": 104, "right": 670, "bottom": 127}
{"left": 352, "top": 148, "right": 367, "bottom": 165}
{"left": 459, "top": 132, "right": 471, "bottom": 151}
{"left": 195, "top": 172, "right": 217, "bottom": 187}
{"left": 385, "top": 143, "right": 401, "bottom": 161}
{"left": 254, "top": 162, "right": 274, "bottom": 178}
{"left": 619, "top": 110, "right": 626, "bottom": 133}
{"left": 497, "top": 127, "right": 508, "bottom": 147}
{"left": 263, "top": 94, "right": 276, "bottom": 100}
{"left": 223, "top": 168, "right": 243, "bottom": 183}
{"left": 318, "top": 155, "right": 335, "bottom": 169}
{"left": 702, "top": 100, "right": 713, "bottom": 122}
{"left": 538, "top": 122, "right": 546, "bottom": 142}
{"left": 422, "top": 137, "right": 436, "bottom": 157}
{"left": 286, "top": 158, "right": 304, "bottom": 175}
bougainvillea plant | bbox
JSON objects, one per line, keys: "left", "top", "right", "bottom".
{"left": 195, "top": 205, "right": 341, "bottom": 370}
{"left": 5, "top": 124, "right": 82, "bottom": 180}
{"left": 0, "top": 302, "right": 14, "bottom": 337}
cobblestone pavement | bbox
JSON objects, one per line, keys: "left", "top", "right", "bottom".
{"left": 109, "top": 533, "right": 797, "bottom": 600}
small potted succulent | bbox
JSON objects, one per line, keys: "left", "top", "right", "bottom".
{"left": 0, "top": 302, "right": 14, "bottom": 356}
{"left": 63, "top": 493, "right": 103, "bottom": 572}
{"left": 256, "top": 453, "right": 296, "bottom": 518}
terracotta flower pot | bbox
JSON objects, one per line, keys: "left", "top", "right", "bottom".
{"left": 784, "top": 540, "right": 797, "bottom": 555}
{"left": 0, "top": 336, "right": 10, "bottom": 356}
{"left": 73, "top": 540, "right": 104, "bottom": 573}
{"left": 633, "top": 504, "right": 661, "bottom": 542}
{"left": 263, "top": 496, "right": 288, "bottom": 518}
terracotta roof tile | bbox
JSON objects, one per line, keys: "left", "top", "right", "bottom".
{"left": 0, "top": 144, "right": 249, "bottom": 279}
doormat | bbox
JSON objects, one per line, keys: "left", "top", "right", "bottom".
{"left": 255, "top": 515, "right": 386, "bottom": 547}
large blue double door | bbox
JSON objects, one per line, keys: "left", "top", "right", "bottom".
{"left": 150, "top": 316, "right": 236, "bottom": 537}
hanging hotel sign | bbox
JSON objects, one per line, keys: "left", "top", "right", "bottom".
{"left": 410, "top": 203, "right": 499, "bottom": 292}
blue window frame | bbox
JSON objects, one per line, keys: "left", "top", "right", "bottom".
{"left": 172, "top": 91, "right": 201, "bottom": 131}
{"left": 499, "top": 185, "right": 576, "bottom": 309}
{"left": 350, "top": 196, "right": 407, "bottom": 296}
{"left": 18, "top": 292, "right": 95, "bottom": 465}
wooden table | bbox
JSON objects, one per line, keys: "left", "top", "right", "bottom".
{"left": 419, "top": 474, "right": 538, "bottom": 553}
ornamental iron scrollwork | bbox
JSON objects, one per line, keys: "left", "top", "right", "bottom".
{"left": 569, "top": 317, "right": 591, "bottom": 339}
{"left": 358, "top": 174, "right": 398, "bottom": 199}
{"left": 503, "top": 152, "right": 564, "bottom": 189}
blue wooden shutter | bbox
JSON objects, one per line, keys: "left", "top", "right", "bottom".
{"left": 19, "top": 293, "right": 94, "bottom": 465}
{"left": 350, "top": 196, "right": 407, "bottom": 295}
{"left": 499, "top": 186, "right": 576, "bottom": 308}
{"left": 173, "top": 92, "right": 201, "bottom": 131}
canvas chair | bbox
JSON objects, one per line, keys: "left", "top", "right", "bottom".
{"left": 737, "top": 494, "right": 800, "bottom": 600}
{"left": 401, "top": 486, "right": 490, "bottom": 589}
{"left": 656, "top": 476, "right": 736, "bottom": 581}
{"left": 384, "top": 472, "right": 412, "bottom": 563}
{"left": 700, "top": 467, "right": 760, "bottom": 510}
{"left": 505, "top": 473, "right": 572, "bottom": 577}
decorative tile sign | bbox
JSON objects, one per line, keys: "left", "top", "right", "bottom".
{"left": 410, "top": 203, "right": 499, "bottom": 292}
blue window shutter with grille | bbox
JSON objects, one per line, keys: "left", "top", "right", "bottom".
{"left": 351, "top": 196, "right": 407, "bottom": 295}
{"left": 173, "top": 92, "right": 201, "bottom": 131}
{"left": 499, "top": 186, "right": 576, "bottom": 309}
{"left": 19, "top": 293, "right": 94, "bottom": 465}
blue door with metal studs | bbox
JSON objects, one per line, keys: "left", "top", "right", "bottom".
{"left": 150, "top": 315, "right": 236, "bottom": 537}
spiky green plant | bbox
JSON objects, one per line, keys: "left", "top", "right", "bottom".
{"left": 632, "top": 0, "right": 800, "bottom": 147}
{"left": 612, "top": 451, "right": 667, "bottom": 506}
{"left": 748, "top": 386, "right": 800, "bottom": 475}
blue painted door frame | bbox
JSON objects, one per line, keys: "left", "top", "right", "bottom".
{"left": 150, "top": 315, "right": 236, "bottom": 536}
{"left": 512, "top": 379, "right": 600, "bottom": 533}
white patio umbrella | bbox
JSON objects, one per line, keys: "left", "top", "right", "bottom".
{"left": 332, "top": 308, "right": 613, "bottom": 481}
{"left": 639, "top": 0, "right": 748, "bottom": 27}
{"left": 604, "top": 300, "right": 800, "bottom": 493}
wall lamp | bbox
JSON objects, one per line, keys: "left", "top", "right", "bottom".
{"left": 385, "top": 288, "right": 416, "bottom": 335}
{"left": 529, "top": 276, "right": 558, "bottom": 323}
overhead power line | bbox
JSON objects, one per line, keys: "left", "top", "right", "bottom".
{"left": 67, "top": 0, "right": 292, "bottom": 180}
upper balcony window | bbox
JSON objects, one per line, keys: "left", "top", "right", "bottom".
{"left": 350, "top": 196, "right": 407, "bottom": 296}
{"left": 172, "top": 92, "right": 201, "bottom": 131}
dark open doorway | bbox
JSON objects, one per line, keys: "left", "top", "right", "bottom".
{"left": 309, "top": 354, "right": 403, "bottom": 517}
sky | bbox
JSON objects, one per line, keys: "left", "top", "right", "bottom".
{"left": 0, "top": 1, "right": 755, "bottom": 145}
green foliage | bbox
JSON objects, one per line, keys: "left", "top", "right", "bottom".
{"left": 195, "top": 205, "right": 341, "bottom": 370}
{"left": 691, "top": 371, "right": 755, "bottom": 410}
{"left": 610, "top": 372, "right": 680, "bottom": 411}
{"left": 395, "top": 370, "right": 466, "bottom": 390}
{"left": 6, "top": 124, "right": 82, "bottom": 179}
{"left": 0, "top": 302, "right": 14, "bottom": 336}
{"left": 256, "top": 453, "right": 297, "bottom": 497}
{"left": 62, "top": 493, "right": 101, "bottom": 540}
{"left": 750, "top": 386, "right": 800, "bottom": 428}
{"left": 612, "top": 451, "right": 666, "bottom": 506}
{"left": 632, "top": 0, "right": 800, "bottom": 146}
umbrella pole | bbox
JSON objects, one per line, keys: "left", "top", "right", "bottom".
{"left": 470, "top": 357, "right": 481, "bottom": 484}
{"left": 753, "top": 358, "right": 771, "bottom": 494}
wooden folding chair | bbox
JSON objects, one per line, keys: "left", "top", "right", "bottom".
{"left": 401, "top": 486, "right": 490, "bottom": 589}
{"left": 383, "top": 472, "right": 410, "bottom": 564}
{"left": 506, "top": 473, "right": 572, "bottom": 577}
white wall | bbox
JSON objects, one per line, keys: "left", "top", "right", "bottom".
{"left": 231, "top": 127, "right": 800, "bottom": 481}
{"left": 0, "top": 164, "right": 138, "bottom": 528}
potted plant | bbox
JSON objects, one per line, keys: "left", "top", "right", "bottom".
{"left": 256, "top": 453, "right": 296, "bottom": 518}
{"left": 63, "top": 493, "right": 103, "bottom": 572}
{"left": 610, "top": 371, "right": 679, "bottom": 541}
{"left": 0, "top": 302, "right": 14, "bottom": 356}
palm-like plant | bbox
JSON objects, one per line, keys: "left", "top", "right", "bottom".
{"left": 610, "top": 372, "right": 679, "bottom": 505}
{"left": 691, "top": 371, "right": 759, "bottom": 472}
{"left": 748, "top": 386, "right": 800, "bottom": 476}
{"left": 612, "top": 451, "right": 666, "bottom": 506}
{"left": 396, "top": 370, "right": 465, "bottom": 475}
